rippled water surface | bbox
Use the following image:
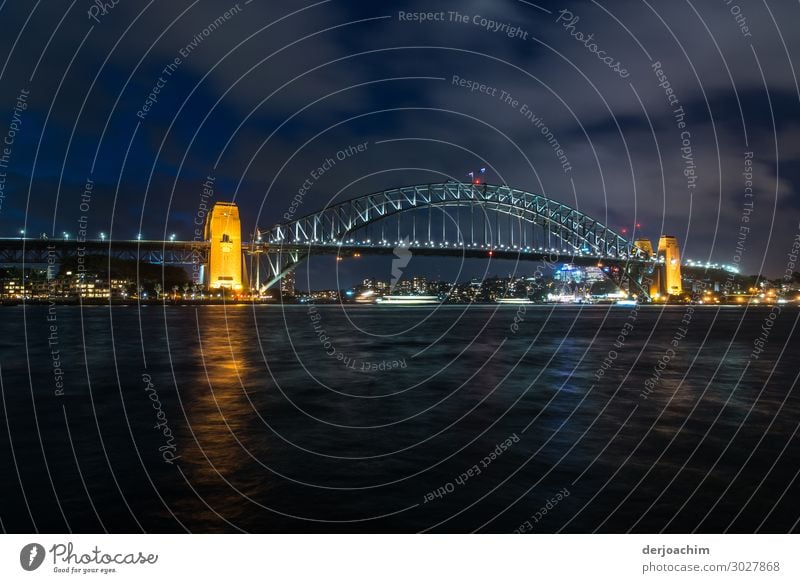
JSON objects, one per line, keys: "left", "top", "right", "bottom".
{"left": 1, "top": 304, "right": 798, "bottom": 532}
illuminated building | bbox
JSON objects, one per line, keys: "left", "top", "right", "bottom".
{"left": 280, "top": 271, "right": 296, "bottom": 297}
{"left": 634, "top": 238, "right": 654, "bottom": 258}
{"left": 204, "top": 202, "right": 243, "bottom": 290}
{"left": 554, "top": 263, "right": 583, "bottom": 283}
{"left": 74, "top": 281, "right": 110, "bottom": 299}
{"left": 583, "top": 266, "right": 606, "bottom": 284}
{"left": 394, "top": 279, "right": 413, "bottom": 294}
{"left": 361, "top": 278, "right": 388, "bottom": 292}
{"left": 657, "top": 235, "right": 682, "bottom": 295}
{"left": 1, "top": 279, "right": 24, "bottom": 299}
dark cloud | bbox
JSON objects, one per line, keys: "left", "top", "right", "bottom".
{"left": 0, "top": 0, "right": 798, "bottom": 284}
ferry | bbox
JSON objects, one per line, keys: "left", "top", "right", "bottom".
{"left": 614, "top": 299, "right": 638, "bottom": 307}
{"left": 495, "top": 297, "right": 534, "bottom": 305}
{"left": 375, "top": 295, "right": 441, "bottom": 305}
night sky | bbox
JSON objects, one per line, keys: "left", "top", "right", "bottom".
{"left": 1, "top": 0, "right": 799, "bottom": 287}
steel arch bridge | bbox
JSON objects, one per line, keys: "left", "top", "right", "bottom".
{"left": 255, "top": 182, "right": 654, "bottom": 296}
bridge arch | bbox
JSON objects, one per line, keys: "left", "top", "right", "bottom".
{"left": 263, "top": 182, "right": 645, "bottom": 260}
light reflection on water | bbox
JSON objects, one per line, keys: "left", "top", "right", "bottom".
{"left": 0, "top": 305, "right": 798, "bottom": 532}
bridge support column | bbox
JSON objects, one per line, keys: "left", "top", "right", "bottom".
{"left": 204, "top": 202, "right": 243, "bottom": 290}
{"left": 657, "top": 235, "right": 683, "bottom": 296}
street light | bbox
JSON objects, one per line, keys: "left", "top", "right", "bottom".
{"left": 136, "top": 233, "right": 142, "bottom": 241}
{"left": 19, "top": 229, "right": 25, "bottom": 237}
{"left": 99, "top": 233, "right": 106, "bottom": 241}
{"left": 63, "top": 232, "right": 69, "bottom": 240}
{"left": 169, "top": 234, "right": 176, "bottom": 241}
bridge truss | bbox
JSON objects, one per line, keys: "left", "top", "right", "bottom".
{"left": 255, "top": 182, "right": 653, "bottom": 297}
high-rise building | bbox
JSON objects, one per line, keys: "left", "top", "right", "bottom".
{"left": 554, "top": 263, "right": 583, "bottom": 283}
{"left": 583, "top": 266, "right": 606, "bottom": 283}
{"left": 205, "top": 202, "right": 243, "bottom": 290}
{"left": 412, "top": 276, "right": 428, "bottom": 294}
{"left": 280, "top": 271, "right": 296, "bottom": 297}
{"left": 657, "top": 235, "right": 682, "bottom": 295}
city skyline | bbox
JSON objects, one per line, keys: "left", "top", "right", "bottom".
{"left": 0, "top": 1, "right": 798, "bottom": 287}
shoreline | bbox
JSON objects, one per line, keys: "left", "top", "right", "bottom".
{"left": 1, "top": 299, "right": 789, "bottom": 308}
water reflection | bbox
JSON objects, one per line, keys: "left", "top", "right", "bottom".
{"left": 5, "top": 305, "right": 794, "bottom": 532}
{"left": 174, "top": 307, "right": 269, "bottom": 530}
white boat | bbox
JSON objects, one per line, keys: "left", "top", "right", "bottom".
{"left": 375, "top": 295, "right": 440, "bottom": 305}
{"left": 495, "top": 297, "right": 534, "bottom": 304}
{"left": 614, "top": 299, "right": 638, "bottom": 306}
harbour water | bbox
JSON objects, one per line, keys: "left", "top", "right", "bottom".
{"left": 0, "top": 304, "right": 798, "bottom": 533}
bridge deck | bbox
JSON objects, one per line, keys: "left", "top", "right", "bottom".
{"left": 0, "top": 238, "right": 655, "bottom": 268}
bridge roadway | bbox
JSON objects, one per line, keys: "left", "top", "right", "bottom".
{"left": 275, "top": 241, "right": 651, "bottom": 268}
{"left": 0, "top": 237, "right": 210, "bottom": 264}
{"left": 0, "top": 237, "right": 655, "bottom": 270}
